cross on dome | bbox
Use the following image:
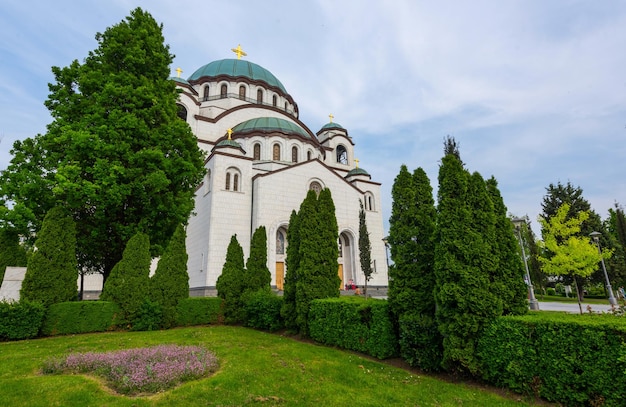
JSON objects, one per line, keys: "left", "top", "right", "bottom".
{"left": 329, "top": 113, "right": 334, "bottom": 123}
{"left": 176, "top": 67, "right": 182, "bottom": 77}
{"left": 231, "top": 44, "right": 247, "bottom": 59}
{"left": 227, "top": 128, "right": 233, "bottom": 139}
{"left": 355, "top": 158, "right": 359, "bottom": 168}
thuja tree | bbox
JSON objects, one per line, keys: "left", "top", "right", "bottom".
{"left": 245, "top": 226, "right": 271, "bottom": 293}
{"left": 0, "top": 8, "right": 205, "bottom": 285}
{"left": 606, "top": 204, "right": 626, "bottom": 287}
{"left": 281, "top": 210, "right": 301, "bottom": 330}
{"left": 216, "top": 234, "right": 246, "bottom": 323}
{"left": 150, "top": 224, "right": 189, "bottom": 328}
{"left": 486, "top": 177, "right": 528, "bottom": 315}
{"left": 100, "top": 232, "right": 151, "bottom": 324}
{"left": 21, "top": 206, "right": 77, "bottom": 307}
{"left": 358, "top": 199, "right": 373, "bottom": 298}
{"left": 0, "top": 229, "right": 27, "bottom": 285}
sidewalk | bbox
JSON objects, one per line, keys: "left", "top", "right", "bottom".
{"left": 537, "top": 301, "right": 615, "bottom": 313}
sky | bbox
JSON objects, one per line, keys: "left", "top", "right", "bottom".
{"left": 1, "top": 0, "right": 626, "bottom": 236}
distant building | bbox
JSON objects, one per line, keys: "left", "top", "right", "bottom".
{"left": 174, "top": 48, "right": 388, "bottom": 296}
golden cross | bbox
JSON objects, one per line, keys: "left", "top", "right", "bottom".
{"left": 329, "top": 113, "right": 334, "bottom": 123}
{"left": 227, "top": 128, "right": 233, "bottom": 140}
{"left": 231, "top": 44, "right": 247, "bottom": 59}
{"left": 355, "top": 158, "right": 359, "bottom": 168}
{"left": 176, "top": 67, "right": 182, "bottom": 77}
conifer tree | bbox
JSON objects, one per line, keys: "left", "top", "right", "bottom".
{"left": 358, "top": 199, "right": 373, "bottom": 298}
{"left": 20, "top": 206, "right": 77, "bottom": 307}
{"left": 281, "top": 210, "right": 301, "bottom": 330}
{"left": 245, "top": 226, "right": 271, "bottom": 293}
{"left": 150, "top": 224, "right": 189, "bottom": 328}
{"left": 216, "top": 234, "right": 246, "bottom": 323}
{"left": 0, "top": 229, "right": 27, "bottom": 285}
{"left": 100, "top": 232, "right": 151, "bottom": 323}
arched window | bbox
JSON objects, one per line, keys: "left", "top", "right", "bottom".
{"left": 225, "top": 167, "right": 242, "bottom": 192}
{"left": 272, "top": 95, "right": 277, "bottom": 106}
{"left": 276, "top": 230, "right": 285, "bottom": 254}
{"left": 176, "top": 104, "right": 187, "bottom": 121}
{"left": 233, "top": 174, "right": 239, "bottom": 192}
{"left": 203, "top": 86, "right": 209, "bottom": 101}
{"left": 203, "top": 169, "right": 211, "bottom": 195}
{"left": 310, "top": 181, "right": 322, "bottom": 196}
{"left": 220, "top": 84, "right": 227, "bottom": 98}
{"left": 336, "top": 145, "right": 348, "bottom": 164}
{"left": 257, "top": 89, "right": 263, "bottom": 104}
{"left": 239, "top": 85, "right": 246, "bottom": 100}
{"left": 364, "top": 192, "right": 375, "bottom": 211}
{"left": 291, "top": 146, "right": 298, "bottom": 163}
{"left": 284, "top": 102, "right": 288, "bottom": 111}
{"left": 253, "top": 143, "right": 261, "bottom": 160}
{"left": 273, "top": 144, "right": 281, "bottom": 161}
{"left": 225, "top": 172, "right": 231, "bottom": 191}
{"left": 307, "top": 150, "right": 312, "bottom": 161}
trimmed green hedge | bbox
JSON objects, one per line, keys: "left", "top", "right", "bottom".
{"left": 478, "top": 312, "right": 626, "bottom": 406}
{"left": 308, "top": 297, "right": 398, "bottom": 359}
{"left": 0, "top": 300, "right": 45, "bottom": 340}
{"left": 175, "top": 297, "right": 222, "bottom": 326}
{"left": 398, "top": 313, "right": 443, "bottom": 372}
{"left": 41, "top": 301, "right": 122, "bottom": 336}
{"left": 243, "top": 289, "right": 284, "bottom": 331}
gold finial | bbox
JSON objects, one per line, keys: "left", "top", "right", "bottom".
{"left": 176, "top": 67, "right": 183, "bottom": 77}
{"left": 227, "top": 128, "right": 233, "bottom": 140}
{"left": 354, "top": 158, "right": 359, "bottom": 168}
{"left": 329, "top": 113, "right": 334, "bottom": 123}
{"left": 231, "top": 44, "right": 247, "bottom": 59}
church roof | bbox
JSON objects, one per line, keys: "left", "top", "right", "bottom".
{"left": 233, "top": 117, "right": 311, "bottom": 139}
{"left": 320, "top": 121, "right": 345, "bottom": 131}
{"left": 215, "top": 139, "right": 243, "bottom": 149}
{"left": 171, "top": 76, "right": 190, "bottom": 86}
{"left": 188, "top": 59, "right": 287, "bottom": 93}
{"left": 346, "top": 167, "right": 370, "bottom": 177}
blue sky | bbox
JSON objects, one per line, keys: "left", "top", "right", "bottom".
{"left": 2, "top": 1, "right": 626, "bottom": 235}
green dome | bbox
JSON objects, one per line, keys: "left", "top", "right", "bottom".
{"left": 171, "top": 76, "right": 190, "bottom": 86}
{"left": 215, "top": 139, "right": 243, "bottom": 149}
{"left": 320, "top": 122, "right": 345, "bottom": 131}
{"left": 346, "top": 167, "right": 370, "bottom": 177}
{"left": 188, "top": 59, "right": 287, "bottom": 93}
{"left": 233, "top": 117, "right": 311, "bottom": 139}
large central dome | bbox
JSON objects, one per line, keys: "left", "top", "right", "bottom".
{"left": 188, "top": 59, "right": 287, "bottom": 94}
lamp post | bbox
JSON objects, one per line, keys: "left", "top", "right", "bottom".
{"left": 382, "top": 236, "right": 391, "bottom": 285}
{"left": 589, "top": 231, "right": 618, "bottom": 306}
{"left": 512, "top": 218, "right": 540, "bottom": 310}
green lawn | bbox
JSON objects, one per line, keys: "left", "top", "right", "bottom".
{"left": 0, "top": 326, "right": 546, "bottom": 406}
{"left": 537, "top": 294, "right": 615, "bottom": 305}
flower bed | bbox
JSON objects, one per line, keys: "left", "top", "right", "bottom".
{"left": 43, "top": 344, "right": 219, "bottom": 395}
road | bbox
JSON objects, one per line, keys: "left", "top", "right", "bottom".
{"left": 537, "top": 301, "right": 616, "bottom": 314}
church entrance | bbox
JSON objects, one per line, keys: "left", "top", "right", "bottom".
{"left": 276, "top": 262, "right": 284, "bottom": 290}
{"left": 339, "top": 232, "right": 354, "bottom": 289}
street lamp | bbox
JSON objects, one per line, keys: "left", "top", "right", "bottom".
{"left": 589, "top": 231, "right": 618, "bottom": 306}
{"left": 511, "top": 218, "right": 540, "bottom": 310}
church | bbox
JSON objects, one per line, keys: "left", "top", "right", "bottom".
{"left": 174, "top": 46, "right": 389, "bottom": 296}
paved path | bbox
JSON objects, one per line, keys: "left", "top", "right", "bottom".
{"left": 537, "top": 301, "right": 615, "bottom": 313}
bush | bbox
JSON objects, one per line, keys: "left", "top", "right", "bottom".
{"left": 0, "top": 300, "right": 45, "bottom": 340}
{"left": 132, "top": 300, "right": 163, "bottom": 331}
{"left": 41, "top": 301, "right": 122, "bottom": 336}
{"left": 478, "top": 313, "right": 626, "bottom": 406}
{"left": 308, "top": 297, "right": 397, "bottom": 359}
{"left": 175, "top": 297, "right": 222, "bottom": 326}
{"left": 546, "top": 287, "right": 556, "bottom": 296}
{"left": 398, "top": 314, "right": 443, "bottom": 372}
{"left": 243, "top": 289, "right": 284, "bottom": 331}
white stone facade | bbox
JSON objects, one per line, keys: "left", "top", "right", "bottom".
{"left": 178, "top": 58, "right": 388, "bottom": 295}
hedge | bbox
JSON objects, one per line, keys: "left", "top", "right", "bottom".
{"left": 175, "top": 297, "right": 222, "bottom": 326}
{"left": 243, "top": 289, "right": 284, "bottom": 331}
{"left": 308, "top": 297, "right": 397, "bottom": 359}
{"left": 478, "top": 312, "right": 626, "bottom": 406}
{"left": 0, "top": 300, "right": 45, "bottom": 341}
{"left": 41, "top": 301, "right": 122, "bottom": 336}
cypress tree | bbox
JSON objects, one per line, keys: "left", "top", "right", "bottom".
{"left": 150, "top": 224, "right": 189, "bottom": 328}
{"left": 20, "top": 206, "right": 77, "bottom": 307}
{"left": 0, "top": 229, "right": 27, "bottom": 286}
{"left": 281, "top": 209, "right": 301, "bottom": 330}
{"left": 215, "top": 234, "right": 246, "bottom": 323}
{"left": 100, "top": 232, "right": 151, "bottom": 324}
{"left": 358, "top": 199, "right": 373, "bottom": 298}
{"left": 245, "top": 226, "right": 271, "bottom": 293}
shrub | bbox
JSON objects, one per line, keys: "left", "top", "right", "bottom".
{"left": 175, "top": 297, "right": 222, "bottom": 326}
{"left": 308, "top": 297, "right": 397, "bottom": 359}
{"left": 0, "top": 300, "right": 45, "bottom": 340}
{"left": 132, "top": 300, "right": 163, "bottom": 331}
{"left": 546, "top": 287, "right": 556, "bottom": 296}
{"left": 41, "top": 301, "right": 121, "bottom": 336}
{"left": 398, "top": 313, "right": 443, "bottom": 372}
{"left": 243, "top": 289, "right": 284, "bottom": 331}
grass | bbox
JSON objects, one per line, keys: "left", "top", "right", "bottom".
{"left": 0, "top": 325, "right": 547, "bottom": 407}
{"left": 537, "top": 294, "right": 614, "bottom": 305}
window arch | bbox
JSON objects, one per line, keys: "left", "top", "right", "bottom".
{"left": 220, "top": 84, "right": 227, "bottom": 98}
{"left": 203, "top": 169, "right": 211, "bottom": 195}
{"left": 176, "top": 104, "right": 187, "bottom": 121}
{"left": 203, "top": 86, "right": 210, "bottom": 101}
{"left": 284, "top": 102, "right": 288, "bottom": 111}
{"left": 253, "top": 143, "right": 261, "bottom": 160}
{"left": 276, "top": 229, "right": 285, "bottom": 254}
{"left": 309, "top": 181, "right": 322, "bottom": 196}
{"left": 307, "top": 150, "right": 312, "bottom": 161}
{"left": 291, "top": 146, "right": 298, "bottom": 163}
{"left": 364, "top": 192, "right": 375, "bottom": 211}
{"left": 272, "top": 95, "right": 277, "bottom": 106}
{"left": 257, "top": 89, "right": 263, "bottom": 104}
{"left": 273, "top": 144, "right": 281, "bottom": 161}
{"left": 239, "top": 85, "right": 246, "bottom": 100}
{"left": 225, "top": 172, "right": 231, "bottom": 191}
{"left": 336, "top": 145, "right": 348, "bottom": 164}
{"left": 225, "top": 167, "right": 242, "bottom": 192}
{"left": 233, "top": 174, "right": 239, "bottom": 192}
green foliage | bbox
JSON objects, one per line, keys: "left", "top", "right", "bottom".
{"left": 100, "top": 232, "right": 151, "bottom": 324}
{"left": 243, "top": 288, "right": 284, "bottom": 331}
{"left": 281, "top": 210, "right": 300, "bottom": 330}
{"left": 244, "top": 226, "right": 271, "bottom": 293}
{"left": 0, "top": 300, "right": 45, "bottom": 340}
{"left": 358, "top": 199, "right": 372, "bottom": 281}
{"left": 132, "top": 299, "right": 163, "bottom": 331}
{"left": 215, "top": 234, "right": 246, "bottom": 324}
{"left": 0, "top": 8, "right": 205, "bottom": 284}
{"left": 308, "top": 297, "right": 398, "bottom": 359}
{"left": 0, "top": 229, "right": 27, "bottom": 285}
{"left": 175, "top": 297, "right": 223, "bottom": 326}
{"left": 150, "top": 224, "right": 189, "bottom": 328}
{"left": 478, "top": 313, "right": 626, "bottom": 406}
{"left": 398, "top": 314, "right": 443, "bottom": 372}
{"left": 41, "top": 301, "right": 121, "bottom": 336}
{"left": 20, "top": 206, "right": 78, "bottom": 307}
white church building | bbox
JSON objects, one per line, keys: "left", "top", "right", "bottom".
{"left": 174, "top": 47, "right": 389, "bottom": 296}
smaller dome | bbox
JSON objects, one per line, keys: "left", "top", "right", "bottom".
{"left": 320, "top": 122, "right": 345, "bottom": 131}
{"left": 233, "top": 117, "right": 312, "bottom": 139}
{"left": 215, "top": 139, "right": 243, "bottom": 149}
{"left": 346, "top": 167, "right": 370, "bottom": 177}
{"left": 171, "top": 76, "right": 190, "bottom": 86}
